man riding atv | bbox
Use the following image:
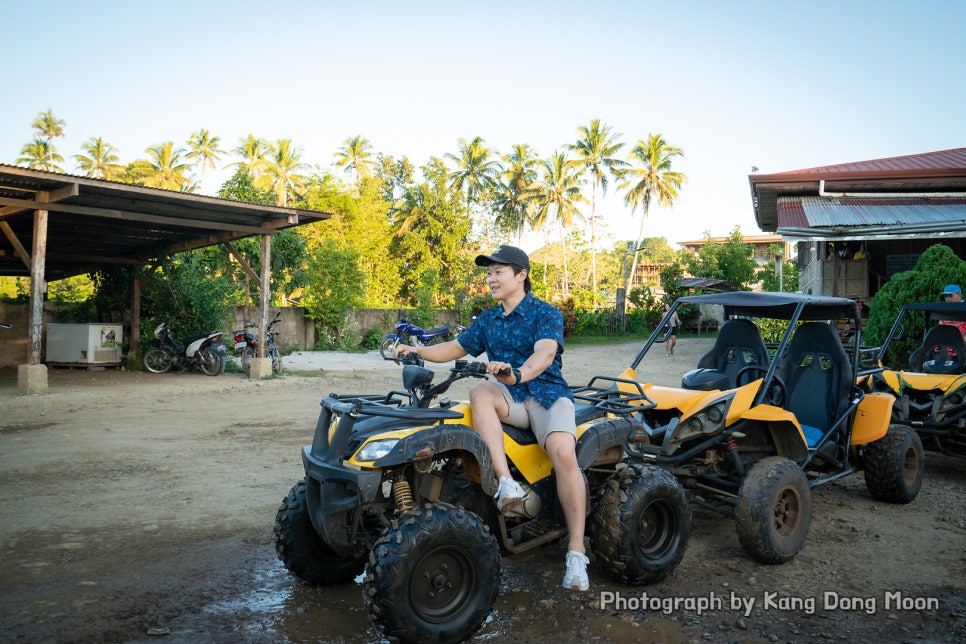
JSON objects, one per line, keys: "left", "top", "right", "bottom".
{"left": 395, "top": 245, "right": 591, "bottom": 592}
{"left": 275, "top": 245, "right": 665, "bottom": 643}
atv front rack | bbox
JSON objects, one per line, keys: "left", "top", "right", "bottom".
{"left": 571, "top": 375, "right": 656, "bottom": 417}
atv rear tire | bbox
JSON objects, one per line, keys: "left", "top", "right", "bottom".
{"left": 273, "top": 480, "right": 367, "bottom": 585}
{"left": 589, "top": 464, "right": 691, "bottom": 585}
{"left": 735, "top": 456, "right": 812, "bottom": 564}
{"left": 364, "top": 502, "right": 499, "bottom": 644}
{"left": 863, "top": 424, "right": 924, "bottom": 503}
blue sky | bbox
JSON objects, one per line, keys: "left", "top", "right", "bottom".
{"left": 2, "top": 1, "right": 964, "bottom": 252}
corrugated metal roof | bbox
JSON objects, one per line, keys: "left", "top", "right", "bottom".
{"left": 767, "top": 148, "right": 966, "bottom": 177}
{"left": 776, "top": 196, "right": 966, "bottom": 241}
{"left": 792, "top": 196, "right": 966, "bottom": 227}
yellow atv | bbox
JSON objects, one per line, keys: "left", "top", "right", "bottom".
{"left": 274, "top": 355, "right": 664, "bottom": 644}
{"left": 591, "top": 292, "right": 924, "bottom": 574}
{"left": 867, "top": 301, "right": 966, "bottom": 457}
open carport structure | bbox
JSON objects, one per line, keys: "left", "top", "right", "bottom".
{"left": 0, "top": 164, "right": 330, "bottom": 394}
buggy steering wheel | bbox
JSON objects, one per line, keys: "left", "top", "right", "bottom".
{"left": 735, "top": 365, "right": 787, "bottom": 407}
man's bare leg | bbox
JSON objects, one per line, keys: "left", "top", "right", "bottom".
{"left": 468, "top": 381, "right": 512, "bottom": 479}
{"left": 544, "top": 431, "right": 585, "bottom": 553}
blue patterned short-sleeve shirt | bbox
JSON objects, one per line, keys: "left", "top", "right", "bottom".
{"left": 458, "top": 293, "right": 573, "bottom": 409}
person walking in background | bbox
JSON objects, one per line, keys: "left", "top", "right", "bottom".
{"left": 663, "top": 302, "right": 681, "bottom": 357}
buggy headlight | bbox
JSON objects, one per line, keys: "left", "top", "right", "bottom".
{"left": 664, "top": 395, "right": 734, "bottom": 454}
{"left": 356, "top": 438, "right": 400, "bottom": 462}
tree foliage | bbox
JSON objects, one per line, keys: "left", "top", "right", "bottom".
{"left": 142, "top": 250, "right": 241, "bottom": 338}
{"left": 300, "top": 238, "right": 366, "bottom": 337}
{"left": 683, "top": 228, "right": 759, "bottom": 291}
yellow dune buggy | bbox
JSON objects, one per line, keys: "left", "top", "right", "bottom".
{"left": 867, "top": 301, "right": 966, "bottom": 457}
{"left": 591, "top": 292, "right": 924, "bottom": 576}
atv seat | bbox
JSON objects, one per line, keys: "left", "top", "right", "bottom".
{"left": 501, "top": 403, "right": 605, "bottom": 447}
{"left": 908, "top": 324, "right": 966, "bottom": 374}
{"left": 780, "top": 322, "right": 852, "bottom": 448}
{"left": 682, "top": 318, "right": 769, "bottom": 391}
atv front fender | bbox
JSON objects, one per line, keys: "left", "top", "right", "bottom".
{"left": 301, "top": 447, "right": 383, "bottom": 556}
{"left": 374, "top": 425, "right": 497, "bottom": 496}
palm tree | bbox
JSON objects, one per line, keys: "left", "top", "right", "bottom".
{"left": 32, "top": 108, "right": 65, "bottom": 149}
{"left": 73, "top": 137, "right": 123, "bottom": 180}
{"left": 529, "top": 151, "right": 587, "bottom": 296}
{"left": 256, "top": 139, "right": 309, "bottom": 207}
{"left": 333, "top": 135, "right": 375, "bottom": 183}
{"left": 17, "top": 139, "right": 65, "bottom": 172}
{"left": 227, "top": 134, "right": 268, "bottom": 182}
{"left": 186, "top": 128, "right": 224, "bottom": 186}
{"left": 445, "top": 136, "right": 500, "bottom": 220}
{"left": 130, "top": 142, "right": 193, "bottom": 191}
{"left": 495, "top": 143, "right": 540, "bottom": 246}
{"left": 620, "top": 133, "right": 686, "bottom": 298}
{"left": 568, "top": 119, "right": 627, "bottom": 302}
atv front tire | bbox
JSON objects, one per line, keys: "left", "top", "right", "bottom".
{"left": 364, "top": 502, "right": 499, "bottom": 644}
{"left": 735, "top": 456, "right": 812, "bottom": 564}
{"left": 589, "top": 463, "right": 691, "bottom": 585}
{"left": 273, "top": 480, "right": 367, "bottom": 585}
{"left": 863, "top": 424, "right": 924, "bottom": 503}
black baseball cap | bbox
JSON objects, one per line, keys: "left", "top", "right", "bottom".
{"left": 474, "top": 245, "right": 530, "bottom": 271}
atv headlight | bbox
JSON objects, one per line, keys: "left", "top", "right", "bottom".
{"left": 663, "top": 395, "right": 734, "bottom": 454}
{"left": 356, "top": 438, "right": 400, "bottom": 462}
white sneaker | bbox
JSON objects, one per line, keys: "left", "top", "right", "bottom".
{"left": 494, "top": 476, "right": 527, "bottom": 512}
{"left": 563, "top": 550, "right": 590, "bottom": 591}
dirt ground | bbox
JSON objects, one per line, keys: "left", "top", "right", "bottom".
{"left": 1, "top": 337, "right": 964, "bottom": 643}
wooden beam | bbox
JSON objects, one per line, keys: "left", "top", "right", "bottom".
{"left": 224, "top": 241, "right": 260, "bottom": 283}
{"left": 0, "top": 196, "right": 272, "bottom": 235}
{"left": 0, "top": 182, "right": 78, "bottom": 218}
{"left": 0, "top": 220, "right": 31, "bottom": 268}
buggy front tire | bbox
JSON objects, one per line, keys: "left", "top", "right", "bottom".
{"left": 273, "top": 480, "right": 367, "bottom": 585}
{"left": 863, "top": 424, "right": 924, "bottom": 503}
{"left": 144, "top": 348, "right": 173, "bottom": 373}
{"left": 735, "top": 456, "right": 812, "bottom": 564}
{"left": 589, "top": 464, "right": 691, "bottom": 585}
{"left": 364, "top": 502, "right": 500, "bottom": 644}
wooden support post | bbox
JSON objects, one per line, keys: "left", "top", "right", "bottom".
{"left": 28, "top": 206, "right": 48, "bottom": 365}
{"left": 259, "top": 234, "right": 271, "bottom": 359}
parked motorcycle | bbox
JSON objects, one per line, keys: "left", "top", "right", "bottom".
{"left": 236, "top": 313, "right": 283, "bottom": 375}
{"left": 143, "top": 319, "right": 226, "bottom": 376}
{"left": 379, "top": 316, "right": 465, "bottom": 359}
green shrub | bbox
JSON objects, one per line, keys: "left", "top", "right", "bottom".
{"left": 865, "top": 244, "right": 966, "bottom": 367}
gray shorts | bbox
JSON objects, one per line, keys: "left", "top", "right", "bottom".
{"left": 495, "top": 382, "right": 576, "bottom": 449}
